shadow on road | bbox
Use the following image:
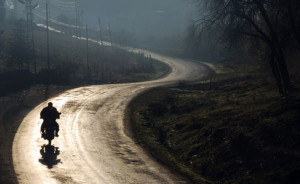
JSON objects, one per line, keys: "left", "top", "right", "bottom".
{"left": 39, "top": 144, "right": 61, "bottom": 169}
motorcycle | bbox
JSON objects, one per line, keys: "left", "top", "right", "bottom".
{"left": 42, "top": 126, "right": 56, "bottom": 145}
{"left": 41, "top": 117, "right": 60, "bottom": 145}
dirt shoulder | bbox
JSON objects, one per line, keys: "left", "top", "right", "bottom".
{"left": 128, "top": 74, "right": 300, "bottom": 183}
{"left": 0, "top": 85, "right": 76, "bottom": 184}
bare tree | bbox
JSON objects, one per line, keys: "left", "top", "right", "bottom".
{"left": 193, "top": 0, "right": 299, "bottom": 94}
{"left": 282, "top": 0, "right": 300, "bottom": 48}
{"left": 0, "top": 30, "right": 4, "bottom": 62}
{"left": 6, "top": 20, "right": 33, "bottom": 70}
{"left": 0, "top": 0, "right": 5, "bottom": 23}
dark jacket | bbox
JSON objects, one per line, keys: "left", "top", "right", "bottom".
{"left": 40, "top": 107, "right": 60, "bottom": 120}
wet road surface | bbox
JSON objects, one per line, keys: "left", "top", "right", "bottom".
{"left": 13, "top": 51, "right": 209, "bottom": 184}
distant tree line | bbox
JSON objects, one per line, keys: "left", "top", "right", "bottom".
{"left": 0, "top": 0, "right": 5, "bottom": 23}
{"left": 186, "top": 0, "right": 300, "bottom": 94}
{"left": 0, "top": 19, "right": 165, "bottom": 97}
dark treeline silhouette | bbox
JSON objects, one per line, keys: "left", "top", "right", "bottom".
{"left": 0, "top": 19, "right": 166, "bottom": 97}
{"left": 0, "top": 70, "right": 34, "bottom": 97}
{"left": 0, "top": 0, "right": 4, "bottom": 23}
{"left": 186, "top": 0, "right": 300, "bottom": 94}
{"left": 6, "top": 20, "right": 34, "bottom": 71}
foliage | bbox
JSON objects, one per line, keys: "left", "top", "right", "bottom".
{"left": 0, "top": 21, "right": 170, "bottom": 95}
{"left": 188, "top": 0, "right": 300, "bottom": 94}
{"left": 0, "top": 0, "right": 5, "bottom": 23}
{"left": 5, "top": 20, "right": 34, "bottom": 70}
{"left": 0, "top": 70, "right": 34, "bottom": 96}
{"left": 129, "top": 74, "right": 300, "bottom": 183}
{"left": 0, "top": 30, "right": 3, "bottom": 54}
{"left": 183, "top": 23, "right": 232, "bottom": 62}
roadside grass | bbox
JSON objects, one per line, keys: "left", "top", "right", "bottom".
{"left": 0, "top": 22, "right": 170, "bottom": 183}
{"left": 0, "top": 23, "right": 170, "bottom": 85}
{"left": 129, "top": 70, "right": 300, "bottom": 183}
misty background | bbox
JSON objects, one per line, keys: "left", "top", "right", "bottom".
{"left": 1, "top": 1, "right": 300, "bottom": 183}
{"left": 2, "top": 0, "right": 197, "bottom": 47}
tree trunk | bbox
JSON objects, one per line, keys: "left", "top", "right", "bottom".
{"left": 287, "top": 0, "right": 300, "bottom": 48}
{"left": 271, "top": 44, "right": 291, "bottom": 94}
{"left": 276, "top": 48, "right": 291, "bottom": 93}
{"left": 256, "top": 2, "right": 291, "bottom": 93}
{"left": 270, "top": 51, "right": 284, "bottom": 94}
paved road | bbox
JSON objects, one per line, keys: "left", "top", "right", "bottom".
{"left": 12, "top": 51, "right": 209, "bottom": 184}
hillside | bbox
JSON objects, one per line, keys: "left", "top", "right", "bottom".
{"left": 129, "top": 64, "right": 300, "bottom": 183}
{"left": 0, "top": 20, "right": 170, "bottom": 183}
{"left": 0, "top": 21, "right": 170, "bottom": 96}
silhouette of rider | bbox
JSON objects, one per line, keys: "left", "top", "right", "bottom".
{"left": 40, "top": 102, "right": 60, "bottom": 137}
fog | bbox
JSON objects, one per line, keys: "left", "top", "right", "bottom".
{"left": 78, "top": 0, "right": 196, "bottom": 35}
{"left": 3, "top": 0, "right": 197, "bottom": 47}
{"left": 74, "top": 0, "right": 197, "bottom": 46}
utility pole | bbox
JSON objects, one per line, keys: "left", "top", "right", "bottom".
{"left": 97, "top": 17, "right": 104, "bottom": 80}
{"left": 30, "top": 11, "right": 36, "bottom": 74}
{"left": 29, "top": 1, "right": 36, "bottom": 74}
{"left": 107, "top": 24, "right": 113, "bottom": 82}
{"left": 75, "top": 0, "right": 79, "bottom": 38}
{"left": 26, "top": 0, "right": 30, "bottom": 38}
{"left": 108, "top": 24, "right": 112, "bottom": 47}
{"left": 25, "top": 0, "right": 30, "bottom": 71}
{"left": 25, "top": 0, "right": 36, "bottom": 74}
{"left": 97, "top": 17, "right": 103, "bottom": 46}
{"left": 46, "top": 1, "right": 50, "bottom": 71}
{"left": 86, "top": 24, "right": 89, "bottom": 79}
{"left": 0, "top": 0, "right": 5, "bottom": 23}
{"left": 75, "top": 0, "right": 79, "bottom": 63}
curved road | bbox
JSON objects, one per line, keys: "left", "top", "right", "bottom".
{"left": 13, "top": 51, "right": 209, "bottom": 184}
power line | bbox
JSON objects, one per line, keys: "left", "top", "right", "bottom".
{"left": 50, "top": 0, "right": 76, "bottom": 8}
{"left": 33, "top": 11, "right": 98, "bottom": 30}
{"left": 50, "top": 3, "right": 75, "bottom": 9}
{"left": 53, "top": 0, "right": 76, "bottom": 5}
{"left": 2, "top": 0, "right": 107, "bottom": 33}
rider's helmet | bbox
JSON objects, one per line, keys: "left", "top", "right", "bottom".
{"left": 48, "top": 102, "right": 53, "bottom": 108}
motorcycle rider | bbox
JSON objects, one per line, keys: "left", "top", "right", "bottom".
{"left": 40, "top": 102, "right": 60, "bottom": 137}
